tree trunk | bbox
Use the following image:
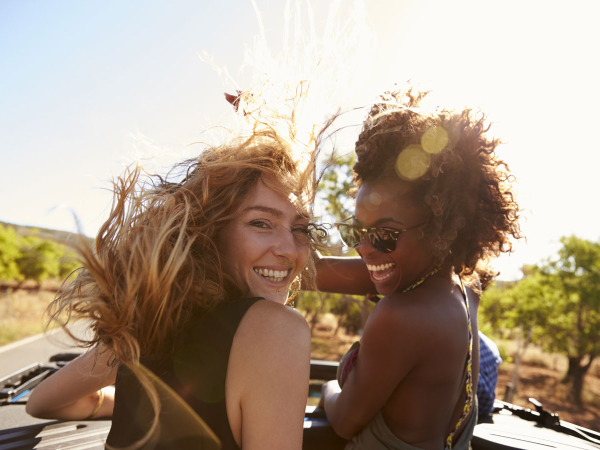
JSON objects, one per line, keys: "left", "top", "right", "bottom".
{"left": 334, "top": 312, "right": 347, "bottom": 336}
{"left": 564, "top": 354, "right": 596, "bottom": 405}
{"left": 505, "top": 324, "right": 533, "bottom": 403}
{"left": 309, "top": 297, "right": 326, "bottom": 336}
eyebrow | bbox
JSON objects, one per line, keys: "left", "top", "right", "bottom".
{"left": 244, "top": 205, "right": 308, "bottom": 221}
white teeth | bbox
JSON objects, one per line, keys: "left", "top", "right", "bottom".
{"left": 373, "top": 272, "right": 393, "bottom": 281}
{"left": 254, "top": 268, "right": 290, "bottom": 282}
{"left": 366, "top": 263, "right": 395, "bottom": 272}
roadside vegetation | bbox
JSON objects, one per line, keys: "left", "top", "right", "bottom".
{"left": 0, "top": 223, "right": 80, "bottom": 345}
{"left": 0, "top": 282, "right": 61, "bottom": 346}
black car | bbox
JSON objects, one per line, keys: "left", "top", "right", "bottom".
{"left": 1, "top": 356, "right": 599, "bottom": 450}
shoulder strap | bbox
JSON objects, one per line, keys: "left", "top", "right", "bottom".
{"left": 445, "top": 278, "right": 474, "bottom": 450}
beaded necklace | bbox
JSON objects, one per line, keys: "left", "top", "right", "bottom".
{"left": 401, "top": 268, "right": 439, "bottom": 292}
{"left": 345, "top": 270, "right": 473, "bottom": 449}
{"left": 366, "top": 268, "right": 441, "bottom": 304}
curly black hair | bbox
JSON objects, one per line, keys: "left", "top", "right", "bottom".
{"left": 352, "top": 88, "right": 522, "bottom": 288}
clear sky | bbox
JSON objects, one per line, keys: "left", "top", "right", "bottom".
{"left": 1, "top": 0, "right": 599, "bottom": 280}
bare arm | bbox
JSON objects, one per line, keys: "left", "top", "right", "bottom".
{"left": 227, "top": 300, "right": 311, "bottom": 450}
{"left": 322, "top": 298, "right": 421, "bottom": 439}
{"left": 26, "top": 345, "right": 117, "bottom": 420}
{"left": 314, "top": 251, "right": 376, "bottom": 295}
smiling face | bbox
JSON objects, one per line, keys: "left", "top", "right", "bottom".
{"left": 219, "top": 180, "right": 310, "bottom": 304}
{"left": 354, "top": 180, "right": 435, "bottom": 295}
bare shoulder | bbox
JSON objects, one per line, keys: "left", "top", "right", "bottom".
{"left": 234, "top": 300, "right": 311, "bottom": 360}
{"left": 369, "top": 290, "right": 436, "bottom": 331}
{"left": 241, "top": 300, "right": 310, "bottom": 338}
{"left": 227, "top": 300, "right": 311, "bottom": 448}
{"left": 366, "top": 284, "right": 466, "bottom": 347}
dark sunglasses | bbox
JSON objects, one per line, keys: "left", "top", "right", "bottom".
{"left": 334, "top": 220, "right": 423, "bottom": 253}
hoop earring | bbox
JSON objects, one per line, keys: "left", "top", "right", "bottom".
{"left": 285, "top": 274, "right": 302, "bottom": 307}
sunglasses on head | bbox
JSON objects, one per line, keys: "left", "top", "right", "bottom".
{"left": 334, "top": 220, "right": 423, "bottom": 253}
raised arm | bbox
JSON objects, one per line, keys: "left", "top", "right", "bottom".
{"left": 26, "top": 344, "right": 117, "bottom": 420}
{"left": 314, "top": 251, "right": 376, "bottom": 295}
{"left": 227, "top": 300, "right": 312, "bottom": 450}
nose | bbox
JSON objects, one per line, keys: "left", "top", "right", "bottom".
{"left": 273, "top": 226, "right": 301, "bottom": 262}
{"left": 355, "top": 233, "right": 377, "bottom": 257}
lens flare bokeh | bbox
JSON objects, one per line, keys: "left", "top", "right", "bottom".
{"left": 395, "top": 144, "right": 431, "bottom": 180}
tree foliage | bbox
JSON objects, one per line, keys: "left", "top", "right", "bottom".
{"left": 536, "top": 236, "right": 600, "bottom": 403}
{"left": 0, "top": 225, "right": 23, "bottom": 281}
{"left": 0, "top": 225, "right": 80, "bottom": 284}
{"left": 297, "top": 152, "right": 370, "bottom": 334}
{"left": 319, "top": 152, "right": 356, "bottom": 223}
{"left": 480, "top": 235, "right": 600, "bottom": 404}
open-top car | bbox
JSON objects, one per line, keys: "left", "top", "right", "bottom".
{"left": 1, "top": 355, "right": 599, "bottom": 450}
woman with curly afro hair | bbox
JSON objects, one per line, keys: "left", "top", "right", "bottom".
{"left": 316, "top": 88, "right": 522, "bottom": 450}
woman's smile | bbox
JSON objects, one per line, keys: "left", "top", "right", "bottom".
{"left": 253, "top": 267, "right": 291, "bottom": 283}
{"left": 365, "top": 262, "right": 396, "bottom": 282}
{"left": 354, "top": 180, "right": 433, "bottom": 295}
{"left": 220, "top": 180, "right": 309, "bottom": 304}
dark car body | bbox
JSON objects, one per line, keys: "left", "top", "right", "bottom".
{"left": 1, "top": 357, "right": 599, "bottom": 449}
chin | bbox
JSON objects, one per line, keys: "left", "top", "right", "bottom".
{"left": 373, "top": 275, "right": 403, "bottom": 296}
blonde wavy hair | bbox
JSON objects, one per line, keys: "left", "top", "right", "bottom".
{"left": 47, "top": 125, "right": 329, "bottom": 448}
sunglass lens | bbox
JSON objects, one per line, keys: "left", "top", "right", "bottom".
{"left": 372, "top": 229, "right": 396, "bottom": 253}
{"left": 338, "top": 224, "right": 361, "bottom": 247}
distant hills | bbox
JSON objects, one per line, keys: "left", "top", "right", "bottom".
{"left": 0, "top": 221, "right": 94, "bottom": 246}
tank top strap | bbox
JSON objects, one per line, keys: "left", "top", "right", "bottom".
{"left": 445, "top": 277, "right": 474, "bottom": 450}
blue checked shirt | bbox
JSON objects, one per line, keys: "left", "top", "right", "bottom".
{"left": 477, "top": 331, "right": 502, "bottom": 416}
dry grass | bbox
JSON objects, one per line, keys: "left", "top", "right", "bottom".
{"left": 497, "top": 363, "right": 600, "bottom": 430}
{"left": 496, "top": 338, "right": 600, "bottom": 380}
{"left": 0, "top": 284, "right": 59, "bottom": 346}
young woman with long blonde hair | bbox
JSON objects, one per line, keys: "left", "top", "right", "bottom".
{"left": 26, "top": 123, "right": 329, "bottom": 449}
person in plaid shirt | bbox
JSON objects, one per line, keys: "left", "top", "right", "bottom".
{"left": 478, "top": 332, "right": 503, "bottom": 416}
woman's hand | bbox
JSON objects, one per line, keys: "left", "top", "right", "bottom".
{"left": 321, "top": 379, "right": 341, "bottom": 409}
{"left": 87, "top": 385, "right": 116, "bottom": 419}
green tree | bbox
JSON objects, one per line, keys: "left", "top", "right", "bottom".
{"left": 16, "top": 235, "right": 64, "bottom": 284}
{"left": 0, "top": 225, "right": 23, "bottom": 281}
{"left": 58, "top": 249, "right": 80, "bottom": 278}
{"left": 315, "top": 152, "right": 375, "bottom": 333}
{"left": 479, "top": 281, "right": 513, "bottom": 334}
{"left": 296, "top": 290, "right": 328, "bottom": 334}
{"left": 319, "top": 152, "right": 355, "bottom": 223}
{"left": 536, "top": 236, "right": 600, "bottom": 404}
{"left": 503, "top": 273, "right": 555, "bottom": 401}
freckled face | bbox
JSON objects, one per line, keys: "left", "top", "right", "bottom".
{"left": 219, "top": 180, "right": 310, "bottom": 304}
{"left": 354, "top": 180, "right": 434, "bottom": 295}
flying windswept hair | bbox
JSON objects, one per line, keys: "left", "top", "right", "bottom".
{"left": 46, "top": 2, "right": 371, "bottom": 445}
{"left": 49, "top": 124, "right": 332, "bottom": 360}
{"left": 46, "top": 120, "right": 333, "bottom": 448}
{"left": 352, "top": 88, "right": 522, "bottom": 289}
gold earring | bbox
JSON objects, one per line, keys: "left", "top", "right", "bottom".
{"left": 285, "top": 274, "right": 302, "bottom": 307}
